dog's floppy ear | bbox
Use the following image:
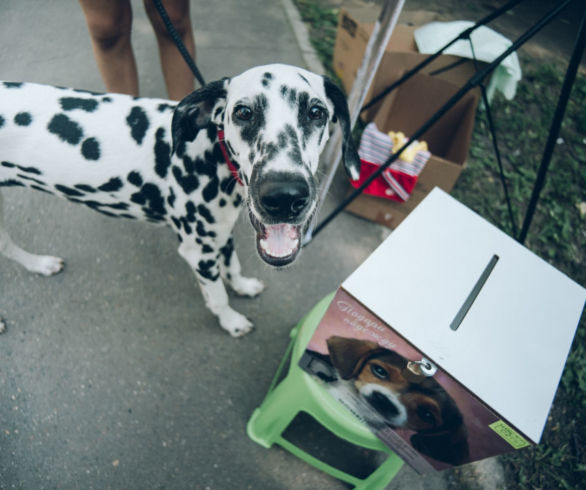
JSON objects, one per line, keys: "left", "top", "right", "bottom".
{"left": 171, "top": 79, "right": 229, "bottom": 156}
{"left": 326, "top": 336, "right": 382, "bottom": 380}
{"left": 323, "top": 78, "right": 361, "bottom": 181}
{"left": 410, "top": 413, "right": 469, "bottom": 465}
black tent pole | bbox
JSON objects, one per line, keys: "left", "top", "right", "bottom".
{"left": 518, "top": 0, "right": 586, "bottom": 244}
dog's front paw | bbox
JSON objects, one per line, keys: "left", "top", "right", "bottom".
{"left": 218, "top": 308, "right": 254, "bottom": 337}
{"left": 230, "top": 277, "right": 265, "bottom": 297}
{"left": 26, "top": 255, "right": 65, "bottom": 276}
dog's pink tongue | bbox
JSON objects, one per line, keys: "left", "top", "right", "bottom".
{"left": 260, "top": 223, "right": 300, "bottom": 259}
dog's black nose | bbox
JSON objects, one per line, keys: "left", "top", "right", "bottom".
{"left": 259, "top": 174, "right": 310, "bottom": 220}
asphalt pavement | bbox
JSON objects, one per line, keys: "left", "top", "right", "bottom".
{"left": 0, "top": 1, "right": 457, "bottom": 488}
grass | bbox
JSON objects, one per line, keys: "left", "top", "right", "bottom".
{"left": 293, "top": 1, "right": 586, "bottom": 488}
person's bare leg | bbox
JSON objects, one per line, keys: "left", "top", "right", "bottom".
{"left": 79, "top": 0, "right": 139, "bottom": 96}
{"left": 144, "top": 0, "right": 196, "bottom": 100}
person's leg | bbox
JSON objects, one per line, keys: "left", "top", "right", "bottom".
{"left": 144, "top": 0, "right": 196, "bottom": 100}
{"left": 79, "top": 0, "right": 139, "bottom": 96}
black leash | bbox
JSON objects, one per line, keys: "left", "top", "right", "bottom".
{"left": 151, "top": 0, "right": 206, "bottom": 87}
{"left": 467, "top": 38, "right": 518, "bottom": 239}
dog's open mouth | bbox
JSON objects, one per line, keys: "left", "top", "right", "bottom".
{"left": 249, "top": 213, "right": 301, "bottom": 266}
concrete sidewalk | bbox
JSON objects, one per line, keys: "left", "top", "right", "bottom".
{"left": 0, "top": 1, "right": 455, "bottom": 488}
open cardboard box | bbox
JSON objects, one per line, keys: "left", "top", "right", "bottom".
{"left": 346, "top": 72, "right": 478, "bottom": 228}
{"left": 300, "top": 189, "right": 586, "bottom": 472}
{"left": 333, "top": 8, "right": 483, "bottom": 120}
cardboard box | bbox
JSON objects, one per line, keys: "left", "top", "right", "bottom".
{"left": 300, "top": 189, "right": 586, "bottom": 472}
{"left": 333, "top": 8, "right": 481, "bottom": 119}
{"left": 346, "top": 72, "right": 478, "bottom": 228}
{"left": 334, "top": 8, "right": 482, "bottom": 228}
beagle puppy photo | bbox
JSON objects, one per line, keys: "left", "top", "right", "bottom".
{"left": 301, "top": 336, "right": 470, "bottom": 466}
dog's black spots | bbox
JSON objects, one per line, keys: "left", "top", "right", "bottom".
{"left": 167, "top": 187, "right": 176, "bottom": 208}
{"left": 219, "top": 198, "right": 227, "bottom": 207}
{"left": 288, "top": 88, "right": 298, "bottom": 108}
{"left": 102, "top": 96, "right": 113, "bottom": 103}
{"left": 55, "top": 184, "right": 85, "bottom": 197}
{"left": 98, "top": 177, "right": 123, "bottom": 192}
{"left": 213, "top": 106, "right": 223, "bottom": 119}
{"left": 176, "top": 234, "right": 184, "bottom": 243}
{"left": 14, "top": 112, "right": 32, "bottom": 126}
{"left": 2, "top": 162, "right": 42, "bottom": 175}
{"left": 75, "top": 184, "right": 97, "bottom": 193}
{"left": 261, "top": 72, "right": 273, "bottom": 88}
{"left": 280, "top": 85, "right": 288, "bottom": 98}
{"left": 104, "top": 202, "right": 129, "bottom": 211}
{"left": 126, "top": 106, "right": 149, "bottom": 145}
{"left": 30, "top": 184, "right": 53, "bottom": 194}
{"left": 219, "top": 238, "right": 234, "bottom": 267}
{"left": 202, "top": 244, "right": 214, "bottom": 254}
{"left": 172, "top": 165, "right": 199, "bottom": 194}
{"left": 157, "top": 103, "right": 175, "bottom": 112}
{"left": 219, "top": 176, "right": 237, "bottom": 196}
{"left": 206, "top": 123, "right": 218, "bottom": 143}
{"left": 0, "top": 179, "right": 25, "bottom": 187}
{"left": 196, "top": 238, "right": 203, "bottom": 245}
{"left": 171, "top": 216, "right": 182, "bottom": 230}
{"left": 127, "top": 171, "right": 143, "bottom": 187}
{"left": 81, "top": 137, "right": 100, "bottom": 160}
{"left": 185, "top": 201, "right": 197, "bottom": 222}
{"left": 196, "top": 220, "right": 216, "bottom": 238}
{"left": 233, "top": 194, "right": 243, "bottom": 208}
{"left": 236, "top": 93, "right": 267, "bottom": 145}
{"left": 298, "top": 73, "right": 310, "bottom": 85}
{"left": 94, "top": 208, "right": 118, "bottom": 218}
{"left": 59, "top": 97, "right": 99, "bottom": 112}
{"left": 0, "top": 115, "right": 5, "bottom": 129}
{"left": 242, "top": 174, "right": 249, "bottom": 186}
{"left": 131, "top": 192, "right": 146, "bottom": 205}
{"left": 48, "top": 113, "right": 84, "bottom": 145}
{"left": 264, "top": 142, "right": 279, "bottom": 162}
{"left": 197, "top": 259, "right": 219, "bottom": 281}
{"left": 154, "top": 127, "right": 171, "bottom": 178}
{"left": 17, "top": 174, "right": 45, "bottom": 186}
{"left": 202, "top": 176, "right": 219, "bottom": 202}
{"left": 194, "top": 154, "right": 216, "bottom": 179}
{"left": 197, "top": 204, "right": 215, "bottom": 224}
{"left": 277, "top": 130, "right": 288, "bottom": 150}
{"left": 119, "top": 214, "right": 137, "bottom": 220}
{"left": 212, "top": 144, "right": 228, "bottom": 167}
{"left": 3, "top": 82, "right": 23, "bottom": 89}
{"left": 180, "top": 217, "right": 192, "bottom": 234}
{"left": 297, "top": 91, "right": 313, "bottom": 147}
{"left": 141, "top": 183, "right": 166, "bottom": 217}
{"left": 286, "top": 126, "right": 303, "bottom": 165}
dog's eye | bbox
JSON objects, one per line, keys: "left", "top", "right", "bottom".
{"left": 234, "top": 105, "right": 253, "bottom": 121}
{"left": 308, "top": 105, "right": 325, "bottom": 120}
{"left": 417, "top": 406, "right": 437, "bottom": 426}
{"left": 370, "top": 364, "right": 388, "bottom": 380}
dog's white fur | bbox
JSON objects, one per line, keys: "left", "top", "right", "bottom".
{"left": 0, "top": 64, "right": 359, "bottom": 336}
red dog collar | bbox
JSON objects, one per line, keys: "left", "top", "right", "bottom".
{"left": 217, "top": 129, "right": 244, "bottom": 186}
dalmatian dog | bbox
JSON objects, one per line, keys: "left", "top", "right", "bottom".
{"left": 0, "top": 64, "right": 360, "bottom": 337}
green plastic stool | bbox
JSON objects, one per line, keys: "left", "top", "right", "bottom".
{"left": 247, "top": 293, "right": 404, "bottom": 489}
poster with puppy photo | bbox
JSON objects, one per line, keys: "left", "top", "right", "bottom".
{"left": 299, "top": 289, "right": 531, "bottom": 473}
